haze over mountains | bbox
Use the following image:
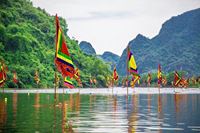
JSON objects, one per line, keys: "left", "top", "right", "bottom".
{"left": 117, "top": 8, "right": 200, "bottom": 76}
{"left": 81, "top": 8, "right": 200, "bottom": 76}
{"left": 68, "top": 8, "right": 200, "bottom": 76}
{"left": 79, "top": 42, "right": 120, "bottom": 69}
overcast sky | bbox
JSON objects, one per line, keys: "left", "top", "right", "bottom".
{"left": 31, "top": 0, "right": 200, "bottom": 55}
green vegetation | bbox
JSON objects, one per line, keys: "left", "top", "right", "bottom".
{"left": 99, "top": 51, "right": 120, "bottom": 70}
{"left": 0, "top": 0, "right": 111, "bottom": 88}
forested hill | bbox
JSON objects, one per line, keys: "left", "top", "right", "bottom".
{"left": 79, "top": 41, "right": 96, "bottom": 55}
{"left": 117, "top": 8, "right": 200, "bottom": 76}
{"left": 99, "top": 52, "right": 120, "bottom": 70}
{"left": 0, "top": 0, "right": 111, "bottom": 88}
{"left": 79, "top": 41, "right": 120, "bottom": 70}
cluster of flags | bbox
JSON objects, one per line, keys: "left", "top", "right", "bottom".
{"left": 54, "top": 14, "right": 82, "bottom": 88}
{"left": 111, "top": 47, "right": 187, "bottom": 89}
{"left": 106, "top": 47, "right": 141, "bottom": 88}
{"left": 0, "top": 61, "right": 41, "bottom": 88}
{"left": 0, "top": 15, "right": 190, "bottom": 89}
{"left": 173, "top": 71, "right": 188, "bottom": 87}
{"left": 90, "top": 77, "right": 97, "bottom": 87}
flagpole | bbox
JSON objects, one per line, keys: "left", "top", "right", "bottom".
{"left": 158, "top": 64, "right": 161, "bottom": 94}
{"left": 54, "top": 14, "right": 58, "bottom": 101}
{"left": 126, "top": 46, "right": 129, "bottom": 96}
{"left": 112, "top": 78, "right": 114, "bottom": 95}
{"left": 54, "top": 70, "right": 57, "bottom": 100}
{"left": 112, "top": 65, "right": 115, "bottom": 96}
{"left": 63, "top": 85, "right": 64, "bottom": 94}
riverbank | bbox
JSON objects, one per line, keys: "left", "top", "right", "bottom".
{"left": 1, "top": 87, "right": 200, "bottom": 95}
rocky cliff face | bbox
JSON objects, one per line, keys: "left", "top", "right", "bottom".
{"left": 117, "top": 8, "right": 200, "bottom": 76}
{"left": 79, "top": 41, "right": 96, "bottom": 55}
{"left": 100, "top": 51, "right": 120, "bottom": 70}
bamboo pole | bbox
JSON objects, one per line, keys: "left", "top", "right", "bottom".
{"left": 54, "top": 71, "right": 57, "bottom": 100}
{"left": 112, "top": 79, "right": 114, "bottom": 95}
{"left": 126, "top": 46, "right": 129, "bottom": 96}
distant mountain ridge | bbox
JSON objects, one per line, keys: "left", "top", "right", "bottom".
{"left": 99, "top": 51, "right": 120, "bottom": 70}
{"left": 117, "top": 8, "right": 200, "bottom": 76}
{"left": 79, "top": 41, "right": 120, "bottom": 70}
{"left": 79, "top": 41, "right": 96, "bottom": 55}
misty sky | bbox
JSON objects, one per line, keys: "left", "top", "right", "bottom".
{"left": 31, "top": 0, "right": 200, "bottom": 55}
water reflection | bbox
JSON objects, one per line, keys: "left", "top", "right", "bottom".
{"left": 174, "top": 94, "right": 181, "bottom": 113}
{"left": 157, "top": 94, "right": 163, "bottom": 133}
{"left": 61, "top": 100, "right": 68, "bottom": 133}
{"left": 12, "top": 93, "right": 17, "bottom": 128}
{"left": 157, "top": 95, "right": 162, "bottom": 114}
{"left": 113, "top": 96, "right": 117, "bottom": 112}
{"left": 89, "top": 94, "right": 96, "bottom": 111}
{"left": 69, "top": 94, "right": 74, "bottom": 112}
{"left": 53, "top": 98, "right": 57, "bottom": 133}
{"left": 147, "top": 94, "right": 151, "bottom": 113}
{"left": 75, "top": 93, "right": 80, "bottom": 113}
{"left": 0, "top": 93, "right": 200, "bottom": 133}
{"left": 0, "top": 97, "right": 7, "bottom": 128}
{"left": 128, "top": 94, "right": 138, "bottom": 133}
{"left": 34, "top": 93, "right": 40, "bottom": 129}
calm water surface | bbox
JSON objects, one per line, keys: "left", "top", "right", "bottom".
{"left": 0, "top": 92, "right": 200, "bottom": 133}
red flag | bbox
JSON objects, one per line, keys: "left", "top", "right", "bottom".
{"left": 13, "top": 71, "right": 18, "bottom": 84}
{"left": 173, "top": 71, "right": 181, "bottom": 87}
{"left": 113, "top": 67, "right": 118, "bottom": 81}
{"left": 55, "top": 14, "right": 75, "bottom": 78}
{"left": 147, "top": 73, "right": 152, "bottom": 86}
{"left": 0, "top": 61, "right": 7, "bottom": 87}
{"left": 157, "top": 64, "right": 162, "bottom": 85}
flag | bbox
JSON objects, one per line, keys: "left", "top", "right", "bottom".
{"left": 113, "top": 67, "right": 118, "bottom": 81}
{"left": 173, "top": 71, "right": 181, "bottom": 87}
{"left": 54, "top": 72, "right": 60, "bottom": 86}
{"left": 55, "top": 14, "right": 75, "bottom": 78}
{"left": 74, "top": 68, "right": 82, "bottom": 87}
{"left": 162, "top": 76, "right": 167, "bottom": 86}
{"left": 157, "top": 64, "right": 162, "bottom": 85}
{"left": 93, "top": 78, "right": 97, "bottom": 85}
{"left": 147, "top": 73, "right": 152, "bottom": 86}
{"left": 127, "top": 47, "right": 139, "bottom": 76}
{"left": 13, "top": 71, "right": 18, "bottom": 84}
{"left": 64, "top": 77, "right": 74, "bottom": 88}
{"left": 0, "top": 62, "right": 7, "bottom": 87}
{"left": 90, "top": 78, "right": 93, "bottom": 84}
{"left": 130, "top": 75, "right": 140, "bottom": 88}
{"left": 74, "top": 68, "right": 80, "bottom": 80}
{"left": 34, "top": 70, "right": 40, "bottom": 85}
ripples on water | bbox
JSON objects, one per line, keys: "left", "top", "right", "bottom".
{"left": 0, "top": 92, "right": 200, "bottom": 133}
